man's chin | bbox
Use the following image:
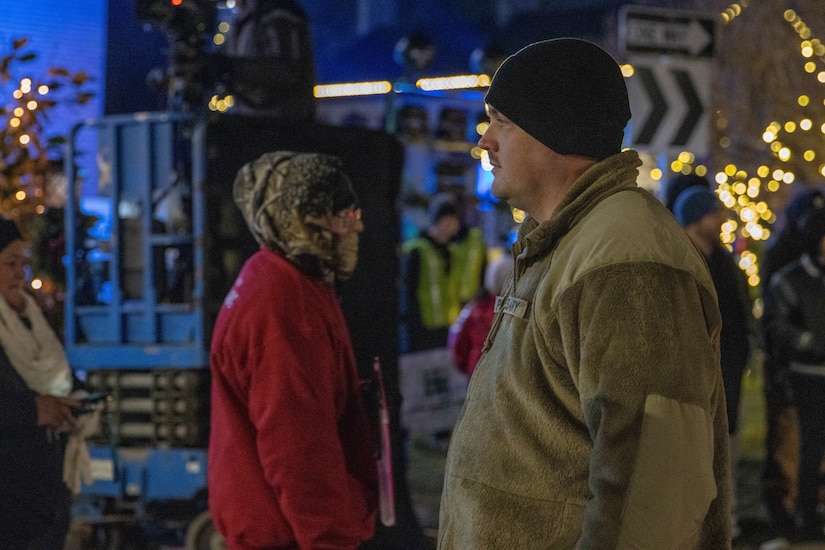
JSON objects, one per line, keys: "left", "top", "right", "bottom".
{"left": 490, "top": 183, "right": 505, "bottom": 202}
{"left": 492, "top": 192, "right": 509, "bottom": 205}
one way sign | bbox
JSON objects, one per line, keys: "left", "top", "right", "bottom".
{"left": 620, "top": 7, "right": 715, "bottom": 58}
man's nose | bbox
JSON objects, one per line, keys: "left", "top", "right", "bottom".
{"left": 478, "top": 131, "right": 492, "bottom": 151}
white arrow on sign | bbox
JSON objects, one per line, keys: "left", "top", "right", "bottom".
{"left": 627, "top": 18, "right": 713, "bottom": 57}
{"left": 620, "top": 7, "right": 716, "bottom": 58}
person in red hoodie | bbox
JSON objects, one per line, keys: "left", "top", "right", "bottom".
{"left": 208, "top": 151, "right": 377, "bottom": 550}
{"left": 448, "top": 255, "right": 512, "bottom": 377}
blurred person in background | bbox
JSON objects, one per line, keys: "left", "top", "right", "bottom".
{"left": 0, "top": 215, "right": 93, "bottom": 550}
{"left": 399, "top": 193, "right": 463, "bottom": 354}
{"left": 448, "top": 255, "right": 512, "bottom": 377}
{"left": 760, "top": 189, "right": 825, "bottom": 537}
{"left": 208, "top": 152, "right": 377, "bottom": 550}
{"left": 674, "top": 185, "right": 755, "bottom": 542}
{"left": 763, "top": 198, "right": 825, "bottom": 543}
{"left": 398, "top": 193, "right": 465, "bottom": 451}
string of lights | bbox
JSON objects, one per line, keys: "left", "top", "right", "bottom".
{"left": 671, "top": 5, "right": 825, "bottom": 289}
{"left": 720, "top": 1, "right": 748, "bottom": 26}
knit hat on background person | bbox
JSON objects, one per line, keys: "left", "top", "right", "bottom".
{"left": 664, "top": 173, "right": 712, "bottom": 213}
{"left": 428, "top": 192, "right": 459, "bottom": 224}
{"left": 673, "top": 186, "right": 723, "bottom": 228}
{"left": 484, "top": 38, "right": 630, "bottom": 160}
{"left": 0, "top": 216, "right": 22, "bottom": 252}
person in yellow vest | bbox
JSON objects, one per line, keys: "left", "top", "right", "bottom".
{"left": 399, "top": 194, "right": 462, "bottom": 353}
{"left": 450, "top": 221, "right": 486, "bottom": 307}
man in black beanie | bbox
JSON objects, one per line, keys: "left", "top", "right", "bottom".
{"left": 439, "top": 38, "right": 730, "bottom": 549}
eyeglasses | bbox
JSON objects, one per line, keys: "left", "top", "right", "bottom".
{"left": 331, "top": 208, "right": 363, "bottom": 232}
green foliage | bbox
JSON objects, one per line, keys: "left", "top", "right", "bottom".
{"left": 0, "top": 37, "right": 96, "bottom": 323}
{"left": 0, "top": 36, "right": 94, "bottom": 227}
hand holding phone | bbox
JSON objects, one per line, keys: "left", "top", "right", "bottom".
{"left": 71, "top": 392, "right": 109, "bottom": 416}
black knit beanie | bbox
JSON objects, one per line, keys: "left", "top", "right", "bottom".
{"left": 485, "top": 38, "right": 630, "bottom": 160}
{"left": 0, "top": 216, "right": 22, "bottom": 252}
{"left": 428, "top": 192, "right": 459, "bottom": 224}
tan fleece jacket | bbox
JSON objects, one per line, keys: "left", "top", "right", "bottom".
{"left": 438, "top": 150, "right": 731, "bottom": 549}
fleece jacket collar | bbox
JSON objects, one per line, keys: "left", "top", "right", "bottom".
{"left": 515, "top": 150, "right": 643, "bottom": 262}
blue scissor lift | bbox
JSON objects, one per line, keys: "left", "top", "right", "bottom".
{"left": 64, "top": 112, "right": 218, "bottom": 548}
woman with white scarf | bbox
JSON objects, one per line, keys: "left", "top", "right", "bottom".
{"left": 0, "top": 215, "right": 86, "bottom": 550}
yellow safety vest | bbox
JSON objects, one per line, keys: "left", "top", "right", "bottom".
{"left": 403, "top": 237, "right": 461, "bottom": 329}
{"left": 450, "top": 227, "right": 485, "bottom": 304}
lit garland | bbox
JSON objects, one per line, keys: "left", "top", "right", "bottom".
{"left": 416, "top": 74, "right": 491, "bottom": 91}
{"left": 760, "top": 9, "right": 825, "bottom": 179}
{"left": 0, "top": 37, "right": 95, "bottom": 316}
{"left": 3, "top": 76, "right": 49, "bottom": 215}
{"left": 720, "top": 2, "right": 749, "bottom": 26}
{"left": 208, "top": 93, "right": 234, "bottom": 112}
{"left": 1, "top": 37, "right": 93, "bottom": 224}
{"left": 707, "top": 6, "right": 825, "bottom": 288}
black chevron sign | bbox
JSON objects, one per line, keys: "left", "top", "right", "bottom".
{"left": 635, "top": 67, "right": 666, "bottom": 144}
{"left": 671, "top": 69, "right": 703, "bottom": 146}
{"left": 627, "top": 57, "right": 709, "bottom": 156}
